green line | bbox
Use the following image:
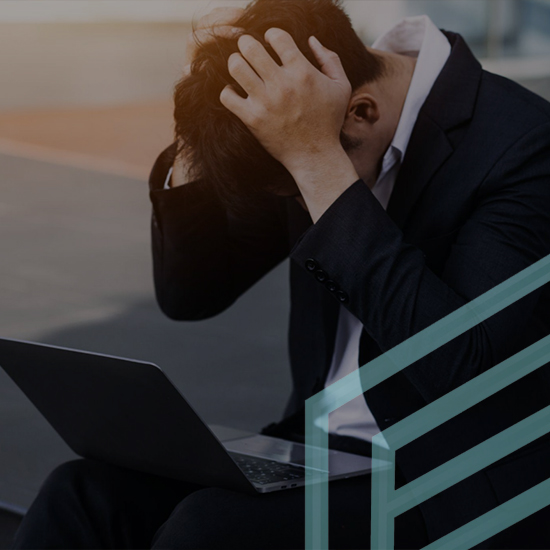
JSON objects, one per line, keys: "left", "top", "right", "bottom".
{"left": 305, "top": 253, "right": 550, "bottom": 550}
{"left": 305, "top": 401, "right": 329, "bottom": 550}
{"left": 310, "top": 254, "right": 550, "bottom": 420}
{"left": 422, "top": 478, "right": 550, "bottom": 550}
{"left": 384, "top": 335, "right": 550, "bottom": 448}
{"left": 371, "top": 443, "right": 396, "bottom": 550}
{"left": 389, "top": 405, "right": 550, "bottom": 515}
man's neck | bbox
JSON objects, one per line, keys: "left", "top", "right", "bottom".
{"left": 374, "top": 49, "right": 418, "bottom": 147}
{"left": 360, "top": 49, "right": 418, "bottom": 186}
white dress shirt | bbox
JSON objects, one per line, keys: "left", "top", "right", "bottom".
{"left": 324, "top": 15, "right": 451, "bottom": 442}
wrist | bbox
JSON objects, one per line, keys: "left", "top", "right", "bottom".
{"left": 287, "top": 146, "right": 359, "bottom": 223}
{"left": 284, "top": 141, "right": 343, "bottom": 177}
{"left": 288, "top": 145, "right": 355, "bottom": 184}
{"left": 288, "top": 146, "right": 359, "bottom": 222}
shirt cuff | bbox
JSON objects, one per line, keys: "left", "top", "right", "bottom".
{"left": 163, "top": 166, "right": 174, "bottom": 190}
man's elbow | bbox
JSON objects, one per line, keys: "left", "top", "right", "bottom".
{"left": 155, "top": 288, "right": 233, "bottom": 321}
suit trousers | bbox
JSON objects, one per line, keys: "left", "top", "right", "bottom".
{"left": 11, "top": 457, "right": 429, "bottom": 549}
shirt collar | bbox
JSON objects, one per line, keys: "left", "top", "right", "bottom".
{"left": 372, "top": 16, "right": 451, "bottom": 179}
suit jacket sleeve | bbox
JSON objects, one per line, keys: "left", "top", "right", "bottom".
{"left": 149, "top": 144, "right": 289, "bottom": 320}
{"left": 290, "top": 121, "right": 550, "bottom": 403}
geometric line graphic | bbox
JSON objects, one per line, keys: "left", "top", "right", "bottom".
{"left": 421, "top": 476, "right": 550, "bottom": 550}
{"left": 372, "top": 402, "right": 550, "bottom": 550}
{"left": 305, "top": 252, "right": 550, "bottom": 550}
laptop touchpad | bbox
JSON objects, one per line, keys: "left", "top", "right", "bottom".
{"left": 223, "top": 434, "right": 337, "bottom": 468}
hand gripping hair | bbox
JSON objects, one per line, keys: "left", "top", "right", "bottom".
{"left": 174, "top": 0, "right": 385, "bottom": 211}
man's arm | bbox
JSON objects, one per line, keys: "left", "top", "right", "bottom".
{"left": 219, "top": 30, "right": 360, "bottom": 223}
{"left": 149, "top": 144, "right": 289, "bottom": 320}
{"left": 219, "top": 28, "right": 550, "bottom": 399}
{"left": 290, "top": 122, "right": 550, "bottom": 402}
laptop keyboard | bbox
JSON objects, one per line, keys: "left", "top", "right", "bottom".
{"left": 229, "top": 452, "right": 306, "bottom": 486}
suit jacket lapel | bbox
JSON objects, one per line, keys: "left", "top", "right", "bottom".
{"left": 386, "top": 31, "right": 483, "bottom": 230}
{"left": 362, "top": 32, "right": 484, "bottom": 400}
{"left": 386, "top": 116, "right": 453, "bottom": 229}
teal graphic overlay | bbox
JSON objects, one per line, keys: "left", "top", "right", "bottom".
{"left": 305, "top": 253, "right": 550, "bottom": 550}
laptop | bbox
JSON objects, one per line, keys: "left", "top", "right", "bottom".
{"left": 0, "top": 337, "right": 373, "bottom": 494}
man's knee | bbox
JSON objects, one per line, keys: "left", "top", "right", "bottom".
{"left": 40, "top": 459, "right": 93, "bottom": 496}
{"left": 39, "top": 458, "right": 130, "bottom": 513}
{"left": 153, "top": 487, "right": 263, "bottom": 549}
{"left": 12, "top": 459, "right": 107, "bottom": 549}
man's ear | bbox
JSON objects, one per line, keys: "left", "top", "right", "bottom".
{"left": 346, "top": 92, "right": 380, "bottom": 125}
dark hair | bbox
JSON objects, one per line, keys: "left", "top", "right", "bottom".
{"left": 174, "top": 0, "right": 385, "bottom": 210}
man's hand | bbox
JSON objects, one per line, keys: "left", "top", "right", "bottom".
{"left": 171, "top": 7, "right": 244, "bottom": 188}
{"left": 219, "top": 29, "right": 359, "bottom": 222}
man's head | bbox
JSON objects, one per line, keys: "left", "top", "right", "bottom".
{"left": 174, "top": 0, "right": 386, "bottom": 210}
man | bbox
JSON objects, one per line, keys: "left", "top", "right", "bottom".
{"left": 13, "top": 0, "right": 550, "bottom": 548}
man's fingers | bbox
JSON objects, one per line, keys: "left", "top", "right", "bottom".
{"left": 195, "top": 7, "right": 244, "bottom": 30}
{"left": 219, "top": 85, "right": 248, "bottom": 119}
{"left": 227, "top": 52, "right": 263, "bottom": 95}
{"left": 237, "top": 35, "right": 279, "bottom": 81}
{"left": 308, "top": 36, "right": 347, "bottom": 82}
{"left": 264, "top": 28, "right": 307, "bottom": 67}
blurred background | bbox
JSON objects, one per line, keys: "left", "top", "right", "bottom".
{"left": 0, "top": 0, "right": 549, "bottom": 545}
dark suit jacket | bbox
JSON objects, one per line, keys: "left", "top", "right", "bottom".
{"left": 149, "top": 32, "right": 550, "bottom": 545}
